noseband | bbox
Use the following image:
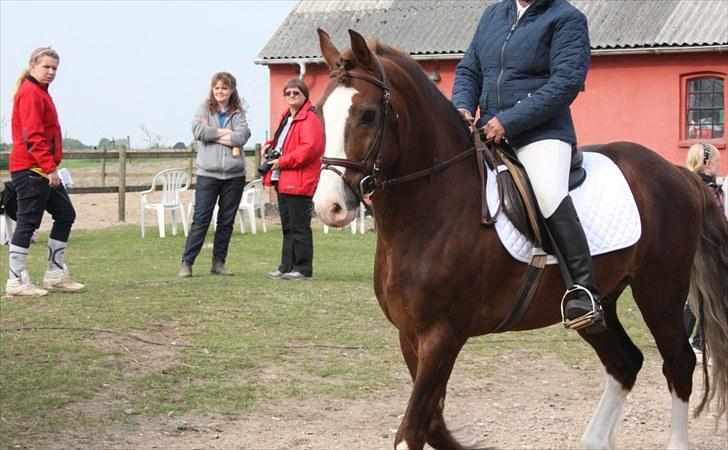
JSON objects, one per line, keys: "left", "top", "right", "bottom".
{"left": 320, "top": 56, "right": 477, "bottom": 205}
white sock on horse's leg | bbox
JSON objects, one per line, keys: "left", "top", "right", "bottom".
{"left": 581, "top": 375, "right": 627, "bottom": 449}
{"left": 666, "top": 390, "right": 689, "bottom": 449}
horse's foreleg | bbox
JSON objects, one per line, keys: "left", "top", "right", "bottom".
{"left": 580, "top": 299, "right": 642, "bottom": 449}
{"left": 582, "top": 375, "right": 629, "bottom": 449}
{"left": 395, "top": 325, "right": 465, "bottom": 450}
{"left": 397, "top": 331, "right": 462, "bottom": 450}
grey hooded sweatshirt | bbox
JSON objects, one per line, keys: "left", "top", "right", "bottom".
{"left": 191, "top": 103, "right": 251, "bottom": 179}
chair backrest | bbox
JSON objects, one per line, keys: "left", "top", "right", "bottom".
{"left": 241, "top": 179, "right": 263, "bottom": 208}
{"left": 151, "top": 168, "right": 189, "bottom": 207}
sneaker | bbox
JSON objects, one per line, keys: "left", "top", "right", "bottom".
{"left": 42, "top": 265, "right": 85, "bottom": 292}
{"left": 178, "top": 261, "right": 192, "bottom": 278}
{"left": 266, "top": 270, "right": 284, "bottom": 279}
{"left": 5, "top": 271, "right": 48, "bottom": 297}
{"left": 281, "top": 271, "right": 312, "bottom": 281}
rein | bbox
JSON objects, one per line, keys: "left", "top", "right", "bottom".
{"left": 319, "top": 57, "right": 480, "bottom": 204}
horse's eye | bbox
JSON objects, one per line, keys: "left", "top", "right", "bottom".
{"left": 361, "top": 110, "right": 376, "bottom": 125}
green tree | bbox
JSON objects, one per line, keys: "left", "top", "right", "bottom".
{"left": 62, "top": 137, "right": 89, "bottom": 149}
{"left": 98, "top": 137, "right": 113, "bottom": 149}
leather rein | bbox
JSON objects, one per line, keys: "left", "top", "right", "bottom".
{"left": 319, "top": 57, "right": 479, "bottom": 206}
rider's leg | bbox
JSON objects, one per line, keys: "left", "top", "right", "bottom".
{"left": 516, "top": 139, "right": 605, "bottom": 332}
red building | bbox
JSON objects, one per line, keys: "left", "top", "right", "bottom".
{"left": 257, "top": 0, "right": 728, "bottom": 175}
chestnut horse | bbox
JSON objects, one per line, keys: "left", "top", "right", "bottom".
{"left": 312, "top": 29, "right": 728, "bottom": 450}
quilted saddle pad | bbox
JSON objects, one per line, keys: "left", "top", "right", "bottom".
{"left": 486, "top": 151, "right": 641, "bottom": 265}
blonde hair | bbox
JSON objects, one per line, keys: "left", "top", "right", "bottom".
{"left": 686, "top": 143, "right": 718, "bottom": 174}
{"left": 13, "top": 47, "right": 60, "bottom": 98}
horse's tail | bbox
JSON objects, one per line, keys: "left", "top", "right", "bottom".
{"left": 687, "top": 184, "right": 728, "bottom": 421}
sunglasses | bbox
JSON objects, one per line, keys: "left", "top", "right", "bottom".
{"left": 284, "top": 90, "right": 302, "bottom": 97}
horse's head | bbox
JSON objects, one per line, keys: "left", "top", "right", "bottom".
{"left": 313, "top": 29, "right": 400, "bottom": 227}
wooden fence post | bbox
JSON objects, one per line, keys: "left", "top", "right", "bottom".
{"left": 100, "top": 146, "right": 107, "bottom": 187}
{"left": 188, "top": 150, "right": 194, "bottom": 181}
{"left": 118, "top": 144, "right": 127, "bottom": 222}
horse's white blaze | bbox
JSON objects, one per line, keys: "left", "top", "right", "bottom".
{"left": 666, "top": 391, "right": 689, "bottom": 449}
{"left": 313, "top": 86, "right": 359, "bottom": 226}
{"left": 581, "top": 375, "right": 627, "bottom": 449}
{"left": 395, "top": 441, "right": 410, "bottom": 450}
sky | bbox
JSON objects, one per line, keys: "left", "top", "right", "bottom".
{"left": 0, "top": 0, "right": 298, "bottom": 149}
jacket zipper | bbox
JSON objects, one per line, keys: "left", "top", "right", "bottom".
{"left": 496, "top": 6, "right": 530, "bottom": 111}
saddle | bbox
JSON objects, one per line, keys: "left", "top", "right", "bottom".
{"left": 482, "top": 138, "right": 587, "bottom": 254}
{"left": 473, "top": 131, "right": 587, "bottom": 333}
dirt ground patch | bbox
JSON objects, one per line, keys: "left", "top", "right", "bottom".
{"left": 45, "top": 350, "right": 725, "bottom": 449}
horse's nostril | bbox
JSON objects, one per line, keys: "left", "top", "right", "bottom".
{"left": 332, "top": 203, "right": 343, "bottom": 215}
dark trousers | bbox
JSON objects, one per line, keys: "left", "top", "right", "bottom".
{"left": 277, "top": 192, "right": 314, "bottom": 277}
{"left": 10, "top": 170, "right": 75, "bottom": 248}
{"left": 182, "top": 175, "right": 245, "bottom": 264}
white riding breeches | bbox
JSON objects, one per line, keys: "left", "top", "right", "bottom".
{"left": 515, "top": 139, "right": 572, "bottom": 218}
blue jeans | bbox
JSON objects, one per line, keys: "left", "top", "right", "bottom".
{"left": 10, "top": 169, "right": 76, "bottom": 248}
{"left": 182, "top": 175, "right": 245, "bottom": 264}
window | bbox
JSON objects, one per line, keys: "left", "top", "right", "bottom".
{"left": 687, "top": 77, "right": 724, "bottom": 139}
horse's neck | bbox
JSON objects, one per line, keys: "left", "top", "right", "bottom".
{"left": 373, "top": 130, "right": 481, "bottom": 235}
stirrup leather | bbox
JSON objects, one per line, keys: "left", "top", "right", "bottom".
{"left": 560, "top": 284, "right": 601, "bottom": 330}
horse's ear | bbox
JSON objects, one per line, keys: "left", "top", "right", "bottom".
{"left": 318, "top": 29, "right": 341, "bottom": 69}
{"left": 348, "top": 29, "right": 374, "bottom": 72}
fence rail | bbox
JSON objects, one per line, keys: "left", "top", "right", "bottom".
{"left": 0, "top": 144, "right": 262, "bottom": 222}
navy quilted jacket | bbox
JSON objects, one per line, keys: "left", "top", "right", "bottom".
{"left": 452, "top": 0, "right": 590, "bottom": 148}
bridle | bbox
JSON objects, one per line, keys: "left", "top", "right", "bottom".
{"left": 319, "top": 57, "right": 393, "bottom": 205}
{"left": 319, "top": 55, "right": 476, "bottom": 205}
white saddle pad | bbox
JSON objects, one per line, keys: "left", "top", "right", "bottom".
{"left": 486, "top": 152, "right": 641, "bottom": 264}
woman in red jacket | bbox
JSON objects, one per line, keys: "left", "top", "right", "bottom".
{"left": 5, "top": 47, "right": 84, "bottom": 297}
{"left": 262, "top": 79, "right": 324, "bottom": 280}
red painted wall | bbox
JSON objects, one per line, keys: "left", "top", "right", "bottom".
{"left": 266, "top": 51, "right": 727, "bottom": 175}
{"left": 574, "top": 52, "right": 727, "bottom": 176}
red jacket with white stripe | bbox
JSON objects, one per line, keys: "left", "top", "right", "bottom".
{"left": 10, "top": 76, "right": 63, "bottom": 174}
{"left": 262, "top": 100, "right": 324, "bottom": 197}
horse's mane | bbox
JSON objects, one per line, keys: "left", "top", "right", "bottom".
{"left": 371, "top": 40, "right": 471, "bottom": 137}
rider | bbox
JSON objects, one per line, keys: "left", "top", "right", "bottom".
{"left": 452, "top": 0, "right": 604, "bottom": 332}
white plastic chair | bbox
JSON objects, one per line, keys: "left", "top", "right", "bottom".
{"left": 238, "top": 179, "right": 267, "bottom": 234}
{"left": 0, "top": 212, "right": 14, "bottom": 245}
{"left": 323, "top": 202, "right": 366, "bottom": 234}
{"left": 140, "top": 168, "right": 190, "bottom": 238}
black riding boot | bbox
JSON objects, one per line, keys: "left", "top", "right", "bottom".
{"left": 544, "top": 197, "right": 606, "bottom": 333}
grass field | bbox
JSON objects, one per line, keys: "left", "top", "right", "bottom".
{"left": 0, "top": 225, "right": 653, "bottom": 448}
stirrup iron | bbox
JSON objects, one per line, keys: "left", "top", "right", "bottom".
{"left": 560, "top": 284, "right": 603, "bottom": 331}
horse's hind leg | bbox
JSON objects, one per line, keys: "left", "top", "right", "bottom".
{"left": 579, "top": 287, "right": 644, "bottom": 449}
{"left": 631, "top": 274, "right": 695, "bottom": 449}
{"left": 396, "top": 327, "right": 466, "bottom": 450}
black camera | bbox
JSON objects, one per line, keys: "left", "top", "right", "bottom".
{"left": 258, "top": 148, "right": 282, "bottom": 176}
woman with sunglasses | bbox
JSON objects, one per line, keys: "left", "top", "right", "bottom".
{"left": 179, "top": 72, "right": 251, "bottom": 277}
{"left": 683, "top": 142, "right": 724, "bottom": 361}
{"left": 262, "top": 78, "right": 324, "bottom": 280}
{"left": 6, "top": 47, "right": 84, "bottom": 297}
